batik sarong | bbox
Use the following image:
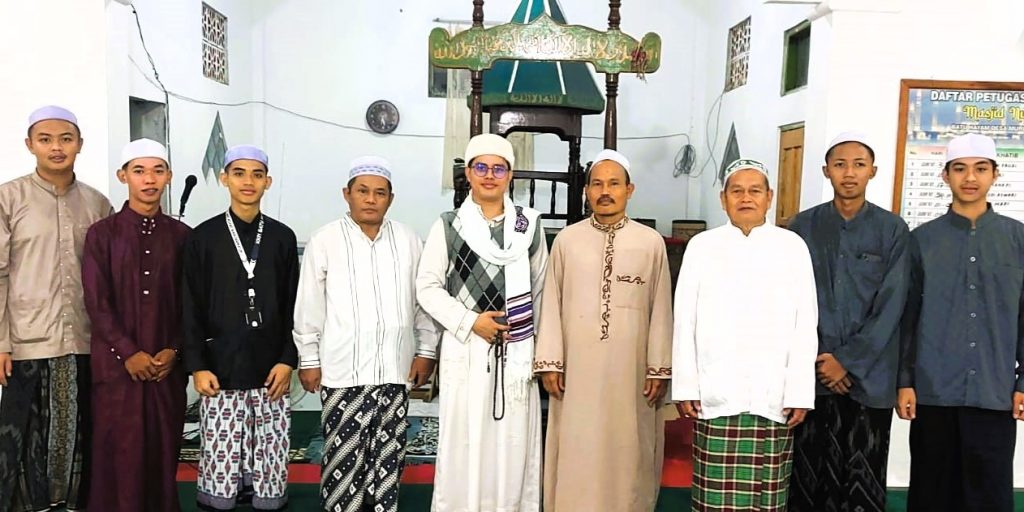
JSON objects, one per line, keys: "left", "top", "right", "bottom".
{"left": 789, "top": 394, "right": 892, "bottom": 512}
{"left": 0, "top": 355, "right": 90, "bottom": 512}
{"left": 320, "top": 384, "right": 408, "bottom": 512}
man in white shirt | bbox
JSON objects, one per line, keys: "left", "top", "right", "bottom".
{"left": 293, "top": 156, "right": 439, "bottom": 512}
{"left": 416, "top": 134, "right": 548, "bottom": 512}
{"left": 672, "top": 159, "right": 818, "bottom": 512}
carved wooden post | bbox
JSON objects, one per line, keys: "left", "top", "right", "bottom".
{"left": 568, "top": 136, "right": 584, "bottom": 221}
{"left": 470, "top": 72, "right": 484, "bottom": 136}
{"left": 604, "top": 1, "right": 621, "bottom": 149}
{"left": 473, "top": 0, "right": 484, "bottom": 25}
{"left": 470, "top": 0, "right": 485, "bottom": 136}
{"left": 604, "top": 74, "right": 618, "bottom": 150}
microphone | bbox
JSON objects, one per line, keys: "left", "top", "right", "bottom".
{"left": 179, "top": 175, "right": 198, "bottom": 217}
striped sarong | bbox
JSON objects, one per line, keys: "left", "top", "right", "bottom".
{"left": 321, "top": 384, "right": 408, "bottom": 512}
{"left": 692, "top": 413, "right": 794, "bottom": 512}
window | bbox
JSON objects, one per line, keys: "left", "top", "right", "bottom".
{"left": 428, "top": 63, "right": 448, "bottom": 98}
{"left": 725, "top": 17, "right": 751, "bottom": 92}
{"left": 202, "top": 3, "right": 228, "bottom": 85}
{"left": 782, "top": 21, "right": 810, "bottom": 94}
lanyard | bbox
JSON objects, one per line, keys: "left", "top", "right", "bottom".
{"left": 225, "top": 211, "right": 264, "bottom": 303}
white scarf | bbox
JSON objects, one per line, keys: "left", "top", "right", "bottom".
{"left": 456, "top": 193, "right": 540, "bottom": 402}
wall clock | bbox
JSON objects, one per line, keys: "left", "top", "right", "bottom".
{"left": 366, "top": 100, "right": 400, "bottom": 134}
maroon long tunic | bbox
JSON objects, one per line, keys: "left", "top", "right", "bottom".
{"left": 81, "top": 203, "right": 190, "bottom": 512}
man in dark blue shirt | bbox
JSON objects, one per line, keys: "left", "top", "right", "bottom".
{"left": 788, "top": 132, "right": 910, "bottom": 512}
{"left": 898, "top": 133, "right": 1024, "bottom": 512}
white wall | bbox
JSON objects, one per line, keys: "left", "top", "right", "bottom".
{"left": 810, "top": 0, "right": 1024, "bottom": 208}
{"left": 0, "top": 0, "right": 111, "bottom": 194}
{"left": 253, "top": 0, "right": 701, "bottom": 239}
{"left": 2, "top": 1, "right": 704, "bottom": 238}
{"left": 106, "top": 0, "right": 259, "bottom": 226}
{"left": 679, "top": 0, "right": 816, "bottom": 229}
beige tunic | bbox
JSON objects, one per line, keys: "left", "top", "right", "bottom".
{"left": 0, "top": 172, "right": 111, "bottom": 359}
{"left": 534, "top": 217, "right": 673, "bottom": 512}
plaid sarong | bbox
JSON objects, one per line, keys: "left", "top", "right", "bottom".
{"left": 692, "top": 413, "right": 794, "bottom": 511}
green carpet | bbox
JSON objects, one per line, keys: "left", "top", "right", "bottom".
{"left": 176, "top": 484, "right": 1024, "bottom": 511}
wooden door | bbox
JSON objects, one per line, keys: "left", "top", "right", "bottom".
{"left": 775, "top": 125, "right": 805, "bottom": 227}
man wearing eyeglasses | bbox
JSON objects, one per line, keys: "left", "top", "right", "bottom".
{"left": 534, "top": 149, "right": 673, "bottom": 511}
{"left": 416, "top": 134, "right": 548, "bottom": 511}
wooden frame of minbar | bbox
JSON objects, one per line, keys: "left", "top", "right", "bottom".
{"left": 428, "top": 0, "right": 661, "bottom": 150}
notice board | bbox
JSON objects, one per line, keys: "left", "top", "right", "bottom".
{"left": 892, "top": 79, "right": 1024, "bottom": 229}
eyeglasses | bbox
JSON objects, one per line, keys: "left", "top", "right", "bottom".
{"left": 471, "top": 162, "right": 510, "bottom": 179}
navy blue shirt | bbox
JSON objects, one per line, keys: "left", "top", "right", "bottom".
{"left": 899, "top": 206, "right": 1024, "bottom": 411}
{"left": 790, "top": 201, "right": 910, "bottom": 408}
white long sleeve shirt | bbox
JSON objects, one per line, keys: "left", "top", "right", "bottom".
{"left": 293, "top": 215, "right": 439, "bottom": 389}
{"left": 671, "top": 222, "right": 818, "bottom": 423}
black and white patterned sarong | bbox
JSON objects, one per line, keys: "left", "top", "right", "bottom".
{"left": 320, "top": 384, "right": 408, "bottom": 512}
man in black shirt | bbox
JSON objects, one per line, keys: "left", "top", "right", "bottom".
{"left": 182, "top": 145, "right": 299, "bottom": 511}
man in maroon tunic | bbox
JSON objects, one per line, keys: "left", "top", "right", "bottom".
{"left": 82, "top": 138, "right": 191, "bottom": 512}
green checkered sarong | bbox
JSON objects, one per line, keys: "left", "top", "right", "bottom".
{"left": 692, "top": 413, "right": 794, "bottom": 511}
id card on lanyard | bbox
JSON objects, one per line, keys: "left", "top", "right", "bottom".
{"left": 226, "top": 211, "right": 265, "bottom": 329}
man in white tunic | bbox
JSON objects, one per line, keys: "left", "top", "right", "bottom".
{"left": 416, "top": 134, "right": 548, "bottom": 512}
{"left": 672, "top": 159, "right": 818, "bottom": 511}
{"left": 293, "top": 156, "right": 439, "bottom": 512}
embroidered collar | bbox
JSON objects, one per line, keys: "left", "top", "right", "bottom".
{"left": 118, "top": 201, "right": 160, "bottom": 235}
{"left": 590, "top": 215, "right": 628, "bottom": 233}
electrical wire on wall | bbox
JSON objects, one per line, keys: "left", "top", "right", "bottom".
{"left": 131, "top": 55, "right": 704, "bottom": 144}
{"left": 688, "top": 89, "right": 726, "bottom": 179}
{"left": 130, "top": 6, "right": 314, "bottom": 439}
{"left": 129, "top": 4, "right": 174, "bottom": 204}
{"left": 127, "top": 2, "right": 716, "bottom": 216}
{"left": 673, "top": 134, "right": 696, "bottom": 177}
{"left": 581, "top": 132, "right": 692, "bottom": 141}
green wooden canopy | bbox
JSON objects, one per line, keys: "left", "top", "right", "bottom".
{"left": 481, "top": 0, "right": 605, "bottom": 114}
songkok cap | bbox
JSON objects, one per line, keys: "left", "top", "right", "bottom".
{"left": 120, "top": 138, "right": 169, "bottom": 168}
{"left": 464, "top": 133, "right": 515, "bottom": 169}
{"left": 349, "top": 156, "right": 392, "bottom": 182}
{"left": 826, "top": 131, "right": 874, "bottom": 155}
{"left": 945, "top": 133, "right": 997, "bottom": 164}
{"left": 28, "top": 105, "right": 78, "bottom": 130}
{"left": 224, "top": 145, "right": 269, "bottom": 170}
{"left": 724, "top": 158, "right": 770, "bottom": 182}
{"left": 592, "top": 148, "right": 631, "bottom": 174}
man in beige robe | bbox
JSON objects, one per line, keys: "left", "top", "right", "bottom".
{"left": 534, "top": 149, "right": 673, "bottom": 511}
